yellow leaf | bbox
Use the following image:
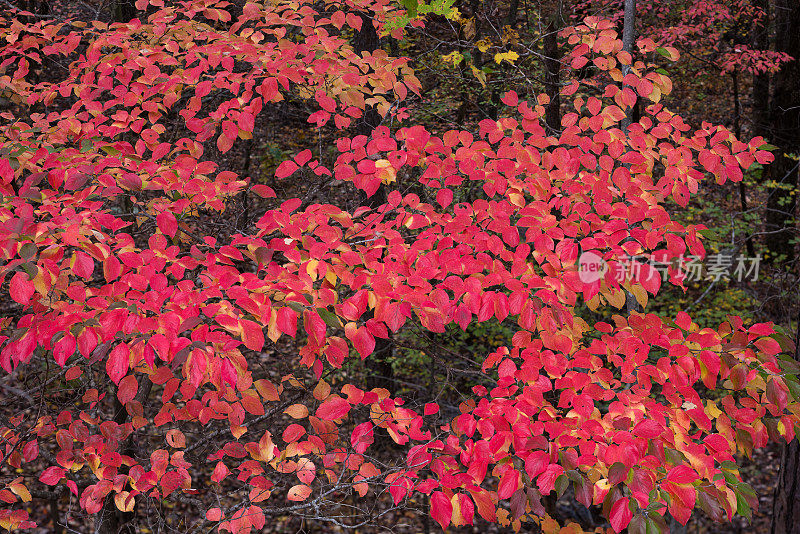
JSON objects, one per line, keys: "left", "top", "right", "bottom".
{"left": 114, "top": 491, "right": 135, "bottom": 512}
{"left": 476, "top": 39, "right": 491, "bottom": 53}
{"left": 649, "top": 85, "right": 662, "bottom": 103}
{"left": 462, "top": 18, "right": 475, "bottom": 39}
{"left": 470, "top": 65, "right": 487, "bottom": 88}
{"left": 630, "top": 285, "right": 648, "bottom": 308}
{"left": 441, "top": 51, "right": 464, "bottom": 66}
{"left": 285, "top": 404, "right": 309, "bottom": 418}
{"left": 494, "top": 51, "right": 519, "bottom": 64}
{"left": 305, "top": 259, "right": 319, "bottom": 280}
{"left": 604, "top": 287, "right": 626, "bottom": 309}
{"left": 324, "top": 269, "right": 337, "bottom": 286}
{"left": 705, "top": 400, "right": 722, "bottom": 419}
{"left": 9, "top": 483, "right": 31, "bottom": 502}
{"left": 375, "top": 159, "right": 396, "bottom": 184}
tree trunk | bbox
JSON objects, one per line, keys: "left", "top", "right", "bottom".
{"left": 542, "top": 5, "right": 562, "bottom": 134}
{"left": 620, "top": 0, "right": 636, "bottom": 133}
{"left": 772, "top": 241, "right": 800, "bottom": 534}
{"left": 733, "top": 70, "right": 757, "bottom": 257}
{"left": 751, "top": 0, "right": 770, "bottom": 140}
{"left": 351, "top": 11, "right": 395, "bottom": 393}
{"left": 763, "top": 0, "right": 800, "bottom": 263}
{"left": 506, "top": 0, "right": 520, "bottom": 27}
{"left": 773, "top": 440, "right": 800, "bottom": 534}
{"left": 619, "top": 0, "right": 640, "bottom": 315}
{"left": 114, "top": 0, "right": 137, "bottom": 22}
{"left": 95, "top": 378, "right": 153, "bottom": 534}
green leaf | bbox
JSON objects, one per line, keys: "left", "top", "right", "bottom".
{"left": 554, "top": 474, "right": 569, "bottom": 498}
{"left": 318, "top": 308, "right": 341, "bottom": 328}
{"left": 398, "top": 0, "right": 418, "bottom": 17}
{"left": 288, "top": 301, "right": 306, "bottom": 313}
{"left": 735, "top": 492, "right": 752, "bottom": 520}
{"left": 18, "top": 243, "right": 37, "bottom": 261}
{"left": 787, "top": 377, "right": 800, "bottom": 402}
{"left": 628, "top": 514, "right": 646, "bottom": 534}
{"left": 21, "top": 262, "right": 38, "bottom": 279}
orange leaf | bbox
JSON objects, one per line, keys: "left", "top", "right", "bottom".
{"left": 287, "top": 484, "right": 312, "bottom": 501}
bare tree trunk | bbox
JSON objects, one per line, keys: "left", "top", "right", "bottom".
{"left": 506, "top": 0, "right": 520, "bottom": 27}
{"left": 620, "top": 0, "right": 636, "bottom": 132}
{"left": 543, "top": 3, "right": 562, "bottom": 134}
{"left": 95, "top": 378, "right": 153, "bottom": 534}
{"left": 114, "top": 0, "right": 137, "bottom": 21}
{"left": 773, "top": 439, "right": 800, "bottom": 534}
{"left": 732, "top": 70, "right": 757, "bottom": 257}
{"left": 751, "top": 0, "right": 770, "bottom": 140}
{"left": 351, "top": 11, "right": 394, "bottom": 394}
{"left": 619, "top": 0, "right": 640, "bottom": 315}
{"left": 763, "top": 0, "right": 800, "bottom": 263}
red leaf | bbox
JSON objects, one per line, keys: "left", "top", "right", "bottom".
{"left": 40, "top": 466, "right": 65, "bottom": 485}
{"left": 277, "top": 307, "right": 298, "bottom": 337}
{"left": 77, "top": 328, "right": 97, "bottom": 357}
{"left": 117, "top": 374, "right": 138, "bottom": 404}
{"left": 72, "top": 251, "right": 94, "bottom": 278}
{"left": 675, "top": 311, "right": 692, "bottom": 330}
{"left": 436, "top": 188, "right": 453, "bottom": 208}
{"left": 345, "top": 12, "right": 362, "bottom": 30}
{"left": 638, "top": 263, "right": 661, "bottom": 294}
{"left": 430, "top": 491, "right": 453, "bottom": 530}
{"left": 238, "top": 111, "right": 255, "bottom": 132}
{"left": 497, "top": 468, "right": 520, "bottom": 500}
{"left": 315, "top": 91, "right": 336, "bottom": 112}
{"left": 632, "top": 419, "right": 662, "bottom": 439}
{"left": 467, "top": 488, "right": 496, "bottom": 522}
{"left": 537, "top": 464, "right": 564, "bottom": 494}
{"left": 53, "top": 335, "right": 76, "bottom": 367}
{"left": 525, "top": 450, "right": 549, "bottom": 479}
{"left": 349, "top": 326, "right": 375, "bottom": 359}
{"left": 609, "top": 497, "right": 633, "bottom": 532}
{"left": 666, "top": 465, "right": 697, "bottom": 485}
{"left": 275, "top": 160, "right": 299, "bottom": 179}
{"left": 330, "top": 10, "right": 345, "bottom": 28}
{"left": 206, "top": 508, "right": 224, "bottom": 521}
{"left": 304, "top": 310, "right": 326, "bottom": 346}
{"left": 107, "top": 343, "right": 130, "bottom": 385}
{"left": 317, "top": 396, "right": 350, "bottom": 421}
{"left": 157, "top": 212, "right": 177, "bottom": 237}
{"left": 251, "top": 184, "right": 276, "bottom": 198}
{"left": 217, "top": 132, "right": 234, "bottom": 153}
{"left": 104, "top": 255, "right": 121, "bottom": 282}
{"left": 283, "top": 423, "right": 306, "bottom": 443}
{"left": 456, "top": 493, "right": 474, "bottom": 526}
{"left": 240, "top": 391, "right": 265, "bottom": 415}
{"left": 501, "top": 91, "right": 519, "bottom": 106}
{"left": 211, "top": 462, "right": 229, "bottom": 483}
{"left": 295, "top": 149, "right": 312, "bottom": 166}
{"left": 9, "top": 272, "right": 34, "bottom": 305}
{"left": 351, "top": 422, "right": 374, "bottom": 453}
{"left": 166, "top": 429, "right": 186, "bottom": 448}
{"left": 240, "top": 319, "right": 264, "bottom": 351}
